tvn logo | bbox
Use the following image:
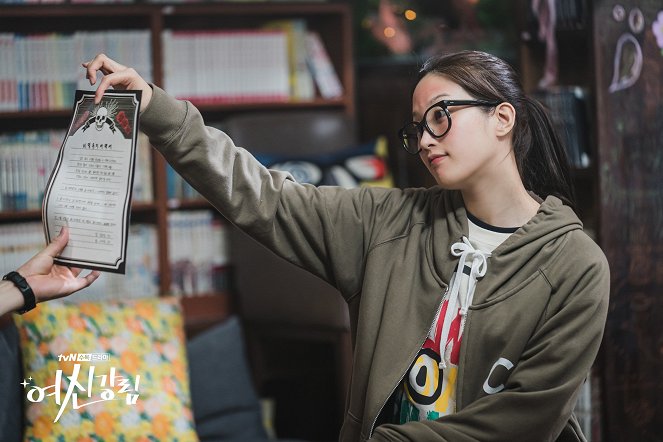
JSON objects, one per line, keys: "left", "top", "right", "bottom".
{"left": 57, "top": 353, "right": 110, "bottom": 362}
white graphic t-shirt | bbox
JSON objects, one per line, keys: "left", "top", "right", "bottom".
{"left": 398, "top": 214, "right": 516, "bottom": 423}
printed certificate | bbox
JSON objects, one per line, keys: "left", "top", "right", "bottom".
{"left": 42, "top": 90, "right": 142, "bottom": 274}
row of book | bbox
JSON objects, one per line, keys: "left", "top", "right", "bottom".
{"left": 574, "top": 373, "right": 594, "bottom": 441}
{"left": 524, "top": 0, "right": 587, "bottom": 37}
{"left": 0, "top": 215, "right": 231, "bottom": 300}
{"left": 168, "top": 210, "right": 230, "bottom": 296}
{"left": 0, "top": 130, "right": 153, "bottom": 212}
{"left": 554, "top": 0, "right": 587, "bottom": 31}
{"left": 162, "top": 25, "right": 342, "bottom": 103}
{"left": 0, "top": 23, "right": 341, "bottom": 112}
{"left": 532, "top": 86, "right": 590, "bottom": 169}
{"left": 162, "top": 30, "right": 290, "bottom": 104}
{"left": 167, "top": 164, "right": 200, "bottom": 201}
{"left": 0, "top": 222, "right": 159, "bottom": 301}
{"left": 1, "top": 128, "right": 267, "bottom": 212}
{"left": 262, "top": 19, "right": 342, "bottom": 101}
{"left": 0, "top": 31, "right": 152, "bottom": 111}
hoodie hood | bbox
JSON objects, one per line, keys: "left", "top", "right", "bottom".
{"left": 429, "top": 190, "right": 583, "bottom": 305}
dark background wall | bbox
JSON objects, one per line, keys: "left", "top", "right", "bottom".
{"left": 594, "top": 1, "right": 663, "bottom": 440}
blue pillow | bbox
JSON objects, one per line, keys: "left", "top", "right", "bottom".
{"left": 186, "top": 316, "right": 267, "bottom": 441}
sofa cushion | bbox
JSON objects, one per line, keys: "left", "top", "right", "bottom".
{"left": 253, "top": 137, "right": 393, "bottom": 189}
{"left": 14, "top": 297, "right": 197, "bottom": 441}
{"left": 187, "top": 316, "right": 268, "bottom": 441}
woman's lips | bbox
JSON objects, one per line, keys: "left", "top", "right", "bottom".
{"left": 429, "top": 154, "right": 447, "bottom": 166}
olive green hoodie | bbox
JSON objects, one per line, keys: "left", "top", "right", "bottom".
{"left": 141, "top": 86, "right": 609, "bottom": 442}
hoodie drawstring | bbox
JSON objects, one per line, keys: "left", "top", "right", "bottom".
{"left": 438, "top": 236, "right": 491, "bottom": 369}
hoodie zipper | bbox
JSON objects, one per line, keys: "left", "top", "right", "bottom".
{"left": 368, "top": 289, "right": 448, "bottom": 439}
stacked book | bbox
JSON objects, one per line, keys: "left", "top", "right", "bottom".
{"left": 555, "top": 0, "right": 587, "bottom": 31}
{"left": 263, "top": 19, "right": 315, "bottom": 101}
{"left": 168, "top": 211, "right": 229, "bottom": 297}
{"left": 162, "top": 30, "right": 290, "bottom": 104}
{"left": 166, "top": 163, "right": 200, "bottom": 201}
{"left": 0, "top": 131, "right": 62, "bottom": 212}
{"left": 532, "top": 86, "right": 590, "bottom": 169}
{"left": 0, "top": 222, "right": 44, "bottom": 277}
{"left": 0, "top": 130, "right": 153, "bottom": 212}
{"left": 0, "top": 30, "right": 152, "bottom": 112}
{"left": 133, "top": 132, "right": 155, "bottom": 204}
{"left": 162, "top": 23, "right": 342, "bottom": 103}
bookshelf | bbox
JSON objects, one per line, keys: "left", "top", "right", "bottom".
{"left": 517, "top": 0, "right": 598, "bottom": 238}
{"left": 0, "top": 2, "right": 355, "bottom": 332}
{"left": 516, "top": 1, "right": 601, "bottom": 440}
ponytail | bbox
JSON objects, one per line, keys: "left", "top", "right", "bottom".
{"left": 518, "top": 97, "right": 576, "bottom": 210}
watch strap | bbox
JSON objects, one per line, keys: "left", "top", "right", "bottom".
{"left": 2, "top": 271, "right": 36, "bottom": 314}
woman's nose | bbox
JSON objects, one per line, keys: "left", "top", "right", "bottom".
{"left": 419, "top": 129, "right": 435, "bottom": 150}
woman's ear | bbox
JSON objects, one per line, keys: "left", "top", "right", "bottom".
{"left": 494, "top": 102, "right": 516, "bottom": 137}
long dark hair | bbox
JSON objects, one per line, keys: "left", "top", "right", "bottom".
{"left": 417, "top": 50, "right": 576, "bottom": 209}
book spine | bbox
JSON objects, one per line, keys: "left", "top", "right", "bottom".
{"left": 163, "top": 30, "right": 289, "bottom": 103}
{"left": 305, "top": 31, "right": 343, "bottom": 99}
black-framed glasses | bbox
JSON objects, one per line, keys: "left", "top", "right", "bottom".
{"left": 398, "top": 99, "right": 501, "bottom": 155}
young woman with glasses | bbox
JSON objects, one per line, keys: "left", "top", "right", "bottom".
{"left": 83, "top": 50, "right": 609, "bottom": 441}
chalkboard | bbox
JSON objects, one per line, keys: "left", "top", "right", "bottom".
{"left": 594, "top": 1, "right": 663, "bottom": 440}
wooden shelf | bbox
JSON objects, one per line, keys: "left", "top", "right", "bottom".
{"left": 516, "top": 0, "right": 597, "bottom": 233}
{"left": 0, "top": 5, "right": 355, "bottom": 439}
{"left": 0, "top": 98, "right": 349, "bottom": 121}
{"left": 194, "top": 97, "right": 349, "bottom": 113}
{"left": 0, "top": 1, "right": 354, "bottom": 303}
{"left": 166, "top": 198, "right": 211, "bottom": 210}
{"left": 0, "top": 109, "right": 71, "bottom": 120}
{"left": 0, "top": 201, "right": 158, "bottom": 223}
{"left": 0, "top": 2, "right": 354, "bottom": 115}
{"left": 180, "top": 292, "right": 232, "bottom": 337}
{"left": 0, "top": 210, "right": 42, "bottom": 223}
{"left": 0, "top": 4, "right": 155, "bottom": 17}
{"left": 0, "top": 3, "right": 348, "bottom": 16}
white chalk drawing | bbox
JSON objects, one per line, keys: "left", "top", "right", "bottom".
{"left": 629, "top": 8, "right": 645, "bottom": 33}
{"left": 653, "top": 10, "right": 663, "bottom": 52}
{"left": 613, "top": 4, "right": 626, "bottom": 22}
{"left": 609, "top": 7, "right": 644, "bottom": 94}
{"left": 609, "top": 34, "right": 643, "bottom": 93}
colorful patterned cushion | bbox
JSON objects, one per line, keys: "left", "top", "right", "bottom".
{"left": 13, "top": 297, "right": 198, "bottom": 442}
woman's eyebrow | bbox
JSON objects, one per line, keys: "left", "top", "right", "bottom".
{"left": 428, "top": 92, "right": 449, "bottom": 107}
{"left": 428, "top": 93, "right": 449, "bottom": 105}
{"left": 412, "top": 93, "right": 450, "bottom": 118}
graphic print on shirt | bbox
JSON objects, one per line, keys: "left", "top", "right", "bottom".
{"left": 398, "top": 229, "right": 504, "bottom": 423}
{"left": 400, "top": 293, "right": 463, "bottom": 422}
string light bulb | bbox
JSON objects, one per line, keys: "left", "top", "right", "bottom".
{"left": 404, "top": 9, "right": 417, "bottom": 21}
{"left": 383, "top": 26, "right": 396, "bottom": 38}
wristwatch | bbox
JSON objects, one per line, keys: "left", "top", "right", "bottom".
{"left": 2, "top": 271, "right": 36, "bottom": 314}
